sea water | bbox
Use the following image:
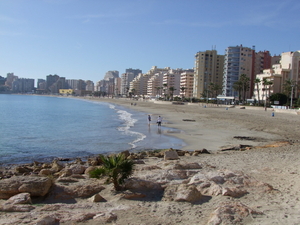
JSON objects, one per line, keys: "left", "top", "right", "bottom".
{"left": 0, "top": 94, "right": 185, "bottom": 165}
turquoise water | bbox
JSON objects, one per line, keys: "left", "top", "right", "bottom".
{"left": 0, "top": 95, "right": 185, "bottom": 165}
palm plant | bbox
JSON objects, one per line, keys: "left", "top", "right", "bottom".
{"left": 169, "top": 86, "right": 176, "bottom": 101}
{"left": 90, "top": 154, "right": 134, "bottom": 191}
{"left": 180, "top": 86, "right": 186, "bottom": 100}
{"left": 233, "top": 80, "right": 243, "bottom": 102}
{"left": 254, "top": 78, "right": 261, "bottom": 105}
{"left": 239, "top": 74, "right": 250, "bottom": 103}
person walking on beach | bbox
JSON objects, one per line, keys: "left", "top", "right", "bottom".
{"left": 148, "top": 114, "right": 151, "bottom": 125}
{"left": 157, "top": 116, "right": 162, "bottom": 127}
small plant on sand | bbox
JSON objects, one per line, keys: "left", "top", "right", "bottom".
{"left": 89, "top": 154, "right": 134, "bottom": 191}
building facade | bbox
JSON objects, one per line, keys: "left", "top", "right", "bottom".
{"left": 193, "top": 50, "right": 224, "bottom": 98}
{"left": 222, "top": 45, "right": 253, "bottom": 98}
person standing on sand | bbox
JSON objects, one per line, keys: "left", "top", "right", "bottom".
{"left": 148, "top": 115, "right": 151, "bottom": 125}
{"left": 157, "top": 116, "right": 162, "bottom": 127}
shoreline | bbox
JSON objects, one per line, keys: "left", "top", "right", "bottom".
{"left": 79, "top": 96, "right": 298, "bottom": 151}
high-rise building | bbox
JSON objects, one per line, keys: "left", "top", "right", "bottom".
{"left": 12, "top": 78, "right": 34, "bottom": 93}
{"left": 193, "top": 50, "right": 224, "bottom": 98}
{"left": 222, "top": 45, "right": 253, "bottom": 98}
{"left": 126, "top": 68, "right": 142, "bottom": 77}
{"left": 5, "top": 73, "right": 18, "bottom": 89}
{"left": 121, "top": 72, "right": 136, "bottom": 95}
{"left": 280, "top": 51, "right": 300, "bottom": 97}
{"left": 129, "top": 73, "right": 152, "bottom": 96}
{"left": 103, "top": 71, "right": 119, "bottom": 81}
{"left": 180, "top": 70, "right": 194, "bottom": 99}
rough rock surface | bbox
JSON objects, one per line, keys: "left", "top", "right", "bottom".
{"left": 0, "top": 176, "right": 52, "bottom": 199}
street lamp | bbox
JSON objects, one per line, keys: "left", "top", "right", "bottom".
{"left": 290, "top": 85, "right": 294, "bottom": 109}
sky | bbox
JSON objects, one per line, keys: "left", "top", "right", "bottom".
{"left": 1, "top": 0, "right": 300, "bottom": 84}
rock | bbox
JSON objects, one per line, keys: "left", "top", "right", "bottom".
{"left": 194, "top": 148, "right": 210, "bottom": 154}
{"left": 163, "top": 184, "right": 202, "bottom": 203}
{"left": 35, "top": 215, "right": 59, "bottom": 225}
{"left": 173, "top": 162, "right": 202, "bottom": 170}
{"left": 121, "top": 190, "right": 146, "bottom": 199}
{"left": 0, "top": 203, "right": 35, "bottom": 212}
{"left": 125, "top": 178, "right": 163, "bottom": 190}
{"left": 6, "top": 192, "right": 32, "bottom": 204}
{"left": 58, "top": 168, "right": 72, "bottom": 177}
{"left": 51, "top": 160, "right": 64, "bottom": 172}
{"left": 222, "top": 187, "right": 248, "bottom": 198}
{"left": 47, "top": 179, "right": 105, "bottom": 202}
{"left": 139, "top": 165, "right": 161, "bottom": 171}
{"left": 94, "top": 212, "right": 118, "bottom": 223}
{"left": 164, "top": 149, "right": 179, "bottom": 160}
{"left": 14, "top": 166, "right": 33, "bottom": 174}
{"left": 39, "top": 169, "right": 53, "bottom": 176}
{"left": 0, "top": 176, "right": 52, "bottom": 199}
{"left": 207, "top": 201, "right": 263, "bottom": 225}
{"left": 69, "top": 213, "right": 96, "bottom": 223}
{"left": 68, "top": 164, "right": 87, "bottom": 174}
{"left": 120, "top": 150, "right": 130, "bottom": 158}
{"left": 88, "top": 193, "right": 106, "bottom": 202}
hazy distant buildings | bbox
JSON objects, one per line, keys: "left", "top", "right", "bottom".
{"left": 12, "top": 78, "right": 34, "bottom": 93}
{"left": 121, "top": 72, "right": 136, "bottom": 96}
{"left": 5, "top": 73, "right": 18, "bottom": 89}
{"left": 103, "top": 71, "right": 119, "bottom": 81}
{"left": 193, "top": 50, "right": 224, "bottom": 98}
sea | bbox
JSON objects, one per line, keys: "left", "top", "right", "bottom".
{"left": 0, "top": 94, "right": 185, "bottom": 165}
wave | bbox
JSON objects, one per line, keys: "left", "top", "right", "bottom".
{"left": 113, "top": 106, "right": 146, "bottom": 149}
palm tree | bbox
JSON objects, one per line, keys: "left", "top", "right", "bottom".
{"left": 239, "top": 74, "right": 250, "bottom": 103}
{"left": 180, "top": 86, "right": 186, "bottom": 100}
{"left": 163, "top": 83, "right": 168, "bottom": 100}
{"left": 131, "top": 89, "right": 136, "bottom": 98}
{"left": 155, "top": 87, "right": 161, "bottom": 98}
{"left": 89, "top": 154, "right": 134, "bottom": 191}
{"left": 283, "top": 79, "right": 296, "bottom": 106}
{"left": 233, "top": 80, "right": 243, "bottom": 102}
{"left": 254, "top": 78, "right": 261, "bottom": 105}
{"left": 262, "top": 78, "right": 273, "bottom": 108}
{"left": 169, "top": 86, "right": 176, "bottom": 101}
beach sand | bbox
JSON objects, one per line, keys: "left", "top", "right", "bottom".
{"left": 81, "top": 97, "right": 300, "bottom": 224}
{"left": 2, "top": 97, "right": 300, "bottom": 224}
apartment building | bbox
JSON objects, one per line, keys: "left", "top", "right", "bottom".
{"left": 121, "top": 72, "right": 136, "bottom": 96}
{"left": 147, "top": 72, "right": 164, "bottom": 98}
{"left": 193, "top": 50, "right": 224, "bottom": 98}
{"left": 5, "top": 73, "right": 18, "bottom": 89}
{"left": 85, "top": 80, "right": 94, "bottom": 91}
{"left": 222, "top": 45, "right": 253, "bottom": 98}
{"left": 129, "top": 73, "right": 152, "bottom": 96}
{"left": 103, "top": 71, "right": 119, "bottom": 81}
{"left": 280, "top": 51, "right": 300, "bottom": 97}
{"left": 253, "top": 67, "right": 283, "bottom": 104}
{"left": 180, "top": 70, "right": 194, "bottom": 98}
{"left": 163, "top": 69, "right": 191, "bottom": 98}
{"left": 12, "top": 78, "right": 35, "bottom": 93}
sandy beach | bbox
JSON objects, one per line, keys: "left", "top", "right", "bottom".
{"left": 89, "top": 97, "right": 299, "bottom": 151}
{"left": 1, "top": 97, "right": 300, "bottom": 225}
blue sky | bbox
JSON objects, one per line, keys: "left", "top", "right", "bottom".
{"left": 1, "top": 0, "right": 299, "bottom": 84}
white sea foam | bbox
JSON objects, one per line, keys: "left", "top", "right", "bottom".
{"left": 115, "top": 108, "right": 146, "bottom": 149}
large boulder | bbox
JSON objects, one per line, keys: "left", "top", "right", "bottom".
{"left": 6, "top": 192, "right": 32, "bottom": 205}
{"left": 125, "top": 178, "right": 163, "bottom": 190}
{"left": 164, "top": 149, "right": 179, "bottom": 160}
{"left": 207, "top": 201, "right": 263, "bottom": 225}
{"left": 47, "top": 178, "right": 105, "bottom": 202}
{"left": 163, "top": 184, "right": 202, "bottom": 203}
{"left": 0, "top": 176, "right": 52, "bottom": 199}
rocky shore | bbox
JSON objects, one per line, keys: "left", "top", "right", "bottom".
{"left": 1, "top": 98, "right": 300, "bottom": 224}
